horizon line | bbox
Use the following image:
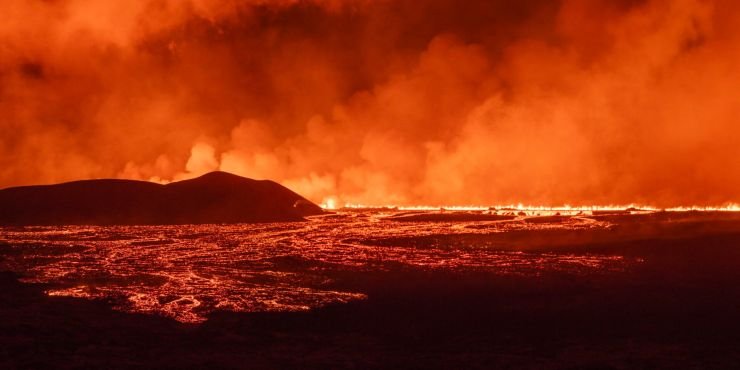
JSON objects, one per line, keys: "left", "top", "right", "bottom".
{"left": 322, "top": 202, "right": 740, "bottom": 212}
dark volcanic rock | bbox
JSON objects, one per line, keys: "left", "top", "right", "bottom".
{"left": 0, "top": 171, "right": 324, "bottom": 225}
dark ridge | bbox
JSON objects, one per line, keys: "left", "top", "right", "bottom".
{"left": 0, "top": 171, "right": 324, "bottom": 225}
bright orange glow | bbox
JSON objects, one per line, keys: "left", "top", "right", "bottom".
{"left": 335, "top": 203, "right": 740, "bottom": 213}
{"left": 321, "top": 197, "right": 339, "bottom": 210}
{"left": 1, "top": 0, "right": 739, "bottom": 207}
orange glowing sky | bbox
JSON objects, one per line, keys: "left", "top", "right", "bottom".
{"left": 1, "top": 0, "right": 739, "bottom": 207}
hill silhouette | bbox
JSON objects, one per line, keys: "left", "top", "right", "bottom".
{"left": 0, "top": 172, "right": 324, "bottom": 225}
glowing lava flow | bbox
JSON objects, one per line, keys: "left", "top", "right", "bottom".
{"left": 326, "top": 203, "right": 740, "bottom": 213}
{"left": 0, "top": 212, "right": 636, "bottom": 323}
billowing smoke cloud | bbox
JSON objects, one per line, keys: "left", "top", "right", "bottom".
{"left": 1, "top": 0, "right": 739, "bottom": 207}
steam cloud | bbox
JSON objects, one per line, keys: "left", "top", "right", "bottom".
{"left": 1, "top": 0, "right": 739, "bottom": 206}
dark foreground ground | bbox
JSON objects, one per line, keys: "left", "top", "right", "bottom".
{"left": 3, "top": 214, "right": 740, "bottom": 369}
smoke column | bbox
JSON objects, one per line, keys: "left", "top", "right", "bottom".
{"left": 1, "top": 0, "right": 739, "bottom": 206}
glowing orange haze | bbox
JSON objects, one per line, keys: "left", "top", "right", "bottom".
{"left": 1, "top": 0, "right": 739, "bottom": 207}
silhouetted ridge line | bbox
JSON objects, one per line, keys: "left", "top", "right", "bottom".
{"left": 0, "top": 171, "right": 324, "bottom": 225}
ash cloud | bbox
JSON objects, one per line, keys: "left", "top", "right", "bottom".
{"left": 1, "top": 0, "right": 738, "bottom": 207}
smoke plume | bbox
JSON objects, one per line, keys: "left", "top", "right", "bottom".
{"left": 1, "top": 0, "right": 739, "bottom": 206}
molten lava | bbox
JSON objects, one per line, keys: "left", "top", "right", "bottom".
{"left": 1, "top": 210, "right": 641, "bottom": 323}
